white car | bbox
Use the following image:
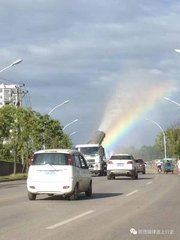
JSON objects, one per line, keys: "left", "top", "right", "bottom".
{"left": 107, "top": 154, "right": 138, "bottom": 180}
{"left": 27, "top": 149, "right": 92, "bottom": 200}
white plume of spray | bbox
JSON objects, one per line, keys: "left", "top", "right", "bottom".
{"left": 99, "top": 69, "right": 173, "bottom": 153}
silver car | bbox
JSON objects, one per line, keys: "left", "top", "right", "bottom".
{"left": 107, "top": 154, "right": 138, "bottom": 180}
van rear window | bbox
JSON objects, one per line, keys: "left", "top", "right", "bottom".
{"left": 110, "top": 155, "right": 133, "bottom": 160}
{"left": 32, "top": 153, "right": 69, "bottom": 165}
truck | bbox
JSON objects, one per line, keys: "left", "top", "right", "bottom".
{"left": 75, "top": 130, "right": 107, "bottom": 176}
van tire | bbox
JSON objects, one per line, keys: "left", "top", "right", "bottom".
{"left": 70, "top": 184, "right": 79, "bottom": 200}
{"left": 85, "top": 182, "right": 92, "bottom": 197}
{"left": 132, "top": 172, "right": 138, "bottom": 180}
{"left": 28, "top": 191, "right": 36, "bottom": 200}
{"left": 107, "top": 175, "right": 111, "bottom": 180}
{"left": 107, "top": 174, "right": 115, "bottom": 180}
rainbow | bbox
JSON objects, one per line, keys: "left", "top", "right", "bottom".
{"left": 101, "top": 82, "right": 173, "bottom": 154}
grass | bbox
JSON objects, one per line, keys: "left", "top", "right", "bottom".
{"left": 0, "top": 173, "right": 27, "bottom": 181}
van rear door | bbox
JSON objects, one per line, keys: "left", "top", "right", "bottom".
{"left": 28, "top": 153, "right": 73, "bottom": 192}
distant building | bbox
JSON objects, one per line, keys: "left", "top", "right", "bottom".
{"left": 0, "top": 83, "right": 22, "bottom": 107}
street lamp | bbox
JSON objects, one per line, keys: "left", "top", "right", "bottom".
{"left": 63, "top": 119, "right": 78, "bottom": 131}
{"left": 174, "top": 48, "right": 180, "bottom": 53}
{"left": 70, "top": 131, "right": 77, "bottom": 136}
{"left": 42, "top": 100, "right": 70, "bottom": 149}
{"left": 163, "top": 97, "right": 180, "bottom": 107}
{"left": 48, "top": 100, "right": 70, "bottom": 115}
{"left": 0, "top": 59, "right": 23, "bottom": 73}
{"left": 145, "top": 118, "right": 167, "bottom": 159}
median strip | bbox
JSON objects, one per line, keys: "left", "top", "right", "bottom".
{"left": 126, "top": 190, "right": 138, "bottom": 196}
{"left": 46, "top": 210, "right": 95, "bottom": 230}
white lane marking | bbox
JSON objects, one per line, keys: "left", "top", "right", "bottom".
{"left": 126, "top": 190, "right": 138, "bottom": 197}
{"left": 146, "top": 181, "right": 153, "bottom": 185}
{"left": 46, "top": 210, "right": 94, "bottom": 230}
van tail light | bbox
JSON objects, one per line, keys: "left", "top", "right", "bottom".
{"left": 108, "top": 160, "right": 113, "bottom": 164}
{"left": 67, "top": 154, "right": 73, "bottom": 165}
{"left": 127, "top": 160, "right": 133, "bottom": 164}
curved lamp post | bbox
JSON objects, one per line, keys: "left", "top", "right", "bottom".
{"left": 0, "top": 59, "right": 23, "bottom": 73}
{"left": 164, "top": 97, "right": 180, "bottom": 107}
{"left": 63, "top": 119, "right": 78, "bottom": 131}
{"left": 43, "top": 99, "right": 70, "bottom": 149}
{"left": 174, "top": 49, "right": 180, "bottom": 53}
{"left": 48, "top": 100, "right": 70, "bottom": 115}
{"left": 145, "top": 118, "right": 167, "bottom": 159}
{"left": 69, "top": 131, "right": 77, "bottom": 136}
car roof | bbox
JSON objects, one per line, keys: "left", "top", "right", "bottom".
{"left": 111, "top": 153, "right": 132, "bottom": 156}
{"left": 34, "top": 149, "right": 80, "bottom": 154}
{"left": 75, "top": 144, "right": 99, "bottom": 147}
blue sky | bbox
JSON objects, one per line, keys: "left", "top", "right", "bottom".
{"left": 0, "top": 0, "right": 179, "bottom": 150}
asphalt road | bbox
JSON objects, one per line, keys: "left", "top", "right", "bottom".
{"left": 0, "top": 172, "right": 179, "bottom": 240}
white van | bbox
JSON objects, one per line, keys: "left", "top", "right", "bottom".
{"left": 27, "top": 149, "right": 92, "bottom": 200}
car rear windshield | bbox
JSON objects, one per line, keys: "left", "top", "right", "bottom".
{"left": 110, "top": 155, "right": 133, "bottom": 160}
{"left": 135, "top": 159, "right": 144, "bottom": 163}
{"left": 32, "top": 153, "right": 69, "bottom": 165}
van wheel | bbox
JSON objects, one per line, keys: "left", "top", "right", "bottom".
{"left": 107, "top": 174, "right": 115, "bottom": 180}
{"left": 85, "top": 182, "right": 92, "bottom": 197}
{"left": 28, "top": 191, "right": 36, "bottom": 200}
{"left": 132, "top": 172, "right": 138, "bottom": 180}
{"left": 70, "top": 185, "right": 78, "bottom": 200}
{"left": 107, "top": 175, "right": 111, "bottom": 180}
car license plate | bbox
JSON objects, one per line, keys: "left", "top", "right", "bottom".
{"left": 117, "top": 163, "right": 124, "bottom": 167}
{"left": 45, "top": 171, "right": 55, "bottom": 175}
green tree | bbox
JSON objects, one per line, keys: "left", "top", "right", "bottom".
{"left": 0, "top": 105, "right": 72, "bottom": 173}
{"left": 155, "top": 122, "right": 180, "bottom": 158}
{"left": 120, "top": 145, "right": 163, "bottom": 161}
{"left": 138, "top": 145, "right": 163, "bottom": 161}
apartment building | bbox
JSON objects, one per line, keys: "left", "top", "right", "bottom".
{"left": 0, "top": 83, "right": 22, "bottom": 107}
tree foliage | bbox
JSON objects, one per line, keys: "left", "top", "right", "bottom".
{"left": 119, "top": 145, "right": 163, "bottom": 162}
{"left": 0, "top": 105, "right": 72, "bottom": 167}
{"left": 155, "top": 122, "right": 180, "bottom": 158}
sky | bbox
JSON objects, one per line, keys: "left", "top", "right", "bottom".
{"left": 0, "top": 0, "right": 180, "bottom": 154}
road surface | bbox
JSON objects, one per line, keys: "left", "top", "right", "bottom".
{"left": 0, "top": 173, "right": 179, "bottom": 240}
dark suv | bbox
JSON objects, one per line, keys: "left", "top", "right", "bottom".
{"left": 135, "top": 159, "right": 146, "bottom": 174}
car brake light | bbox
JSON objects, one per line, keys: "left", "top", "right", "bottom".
{"left": 127, "top": 160, "right": 133, "bottom": 164}
{"left": 67, "top": 154, "right": 73, "bottom": 165}
{"left": 108, "top": 160, "right": 113, "bottom": 164}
